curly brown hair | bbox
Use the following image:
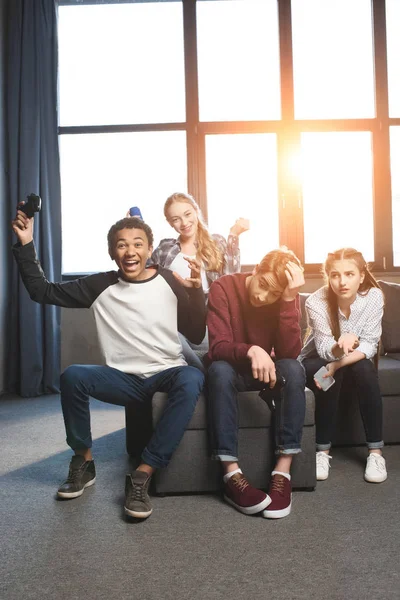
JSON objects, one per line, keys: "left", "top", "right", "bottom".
{"left": 107, "top": 217, "right": 154, "bottom": 259}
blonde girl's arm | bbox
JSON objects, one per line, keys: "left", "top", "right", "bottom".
{"left": 212, "top": 233, "right": 240, "bottom": 275}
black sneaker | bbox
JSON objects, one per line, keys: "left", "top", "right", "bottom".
{"left": 124, "top": 470, "right": 153, "bottom": 519}
{"left": 57, "top": 455, "right": 96, "bottom": 499}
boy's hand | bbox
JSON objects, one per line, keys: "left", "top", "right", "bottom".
{"left": 172, "top": 257, "right": 202, "bottom": 289}
{"left": 247, "top": 345, "right": 276, "bottom": 386}
{"left": 281, "top": 261, "right": 305, "bottom": 302}
{"left": 12, "top": 210, "right": 34, "bottom": 245}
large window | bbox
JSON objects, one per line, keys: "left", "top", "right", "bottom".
{"left": 59, "top": 0, "right": 399, "bottom": 274}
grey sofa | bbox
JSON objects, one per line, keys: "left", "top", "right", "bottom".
{"left": 126, "top": 388, "right": 316, "bottom": 494}
{"left": 125, "top": 280, "right": 400, "bottom": 495}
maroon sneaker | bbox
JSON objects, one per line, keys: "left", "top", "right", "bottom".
{"left": 262, "top": 473, "right": 292, "bottom": 519}
{"left": 224, "top": 472, "right": 271, "bottom": 515}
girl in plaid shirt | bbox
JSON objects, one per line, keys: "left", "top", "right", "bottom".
{"left": 149, "top": 192, "right": 249, "bottom": 371}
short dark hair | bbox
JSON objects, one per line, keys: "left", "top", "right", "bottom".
{"left": 257, "top": 247, "right": 302, "bottom": 289}
{"left": 107, "top": 217, "right": 154, "bottom": 259}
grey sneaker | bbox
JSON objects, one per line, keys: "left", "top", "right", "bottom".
{"left": 124, "top": 470, "right": 153, "bottom": 519}
{"left": 57, "top": 455, "right": 96, "bottom": 499}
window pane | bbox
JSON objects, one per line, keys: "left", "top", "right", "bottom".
{"left": 58, "top": 3, "right": 185, "bottom": 126}
{"left": 205, "top": 134, "right": 279, "bottom": 265}
{"left": 390, "top": 127, "right": 400, "bottom": 266}
{"left": 197, "top": 0, "right": 280, "bottom": 121}
{"left": 292, "top": 0, "right": 375, "bottom": 119}
{"left": 301, "top": 132, "right": 374, "bottom": 263}
{"left": 386, "top": 0, "right": 400, "bottom": 117}
{"left": 60, "top": 132, "right": 187, "bottom": 273}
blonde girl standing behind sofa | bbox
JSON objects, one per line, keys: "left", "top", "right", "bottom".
{"left": 152, "top": 192, "right": 249, "bottom": 293}
{"left": 132, "top": 192, "right": 249, "bottom": 371}
{"left": 299, "top": 248, "right": 387, "bottom": 484}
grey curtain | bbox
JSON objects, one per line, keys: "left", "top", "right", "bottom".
{"left": 7, "top": 0, "right": 62, "bottom": 396}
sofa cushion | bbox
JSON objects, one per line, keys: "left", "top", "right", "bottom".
{"left": 378, "top": 355, "right": 400, "bottom": 396}
{"left": 378, "top": 281, "right": 400, "bottom": 352}
{"left": 152, "top": 389, "right": 315, "bottom": 430}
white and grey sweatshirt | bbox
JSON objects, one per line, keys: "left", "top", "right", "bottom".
{"left": 13, "top": 241, "right": 206, "bottom": 378}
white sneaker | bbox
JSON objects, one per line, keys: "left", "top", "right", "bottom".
{"left": 316, "top": 451, "right": 332, "bottom": 481}
{"left": 364, "top": 453, "right": 387, "bottom": 483}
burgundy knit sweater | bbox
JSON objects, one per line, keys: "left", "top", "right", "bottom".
{"left": 206, "top": 273, "right": 302, "bottom": 372}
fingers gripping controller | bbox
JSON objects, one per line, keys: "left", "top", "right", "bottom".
{"left": 18, "top": 193, "right": 41, "bottom": 218}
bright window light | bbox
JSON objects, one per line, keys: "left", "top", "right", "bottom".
{"left": 60, "top": 131, "right": 187, "bottom": 273}
{"left": 386, "top": 0, "right": 400, "bottom": 117}
{"left": 300, "top": 132, "right": 374, "bottom": 263}
{"left": 197, "top": 0, "right": 281, "bottom": 122}
{"left": 292, "top": 0, "right": 375, "bottom": 119}
{"left": 205, "top": 134, "right": 279, "bottom": 265}
{"left": 58, "top": 2, "right": 185, "bottom": 126}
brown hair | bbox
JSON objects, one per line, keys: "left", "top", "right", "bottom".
{"left": 257, "top": 247, "right": 302, "bottom": 288}
{"left": 164, "top": 192, "right": 224, "bottom": 273}
{"left": 323, "top": 248, "right": 382, "bottom": 364}
{"left": 107, "top": 217, "right": 154, "bottom": 259}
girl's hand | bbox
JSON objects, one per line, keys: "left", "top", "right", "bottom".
{"left": 12, "top": 210, "right": 34, "bottom": 245}
{"left": 313, "top": 362, "right": 337, "bottom": 390}
{"left": 281, "top": 261, "right": 305, "bottom": 302}
{"left": 229, "top": 217, "right": 250, "bottom": 237}
{"left": 337, "top": 333, "right": 359, "bottom": 356}
{"left": 173, "top": 257, "right": 202, "bottom": 289}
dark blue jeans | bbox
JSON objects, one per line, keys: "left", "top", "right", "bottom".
{"left": 60, "top": 364, "right": 204, "bottom": 469}
{"left": 207, "top": 359, "right": 306, "bottom": 459}
{"left": 303, "top": 357, "right": 383, "bottom": 450}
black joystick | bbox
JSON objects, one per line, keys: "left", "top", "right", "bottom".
{"left": 18, "top": 193, "right": 42, "bottom": 218}
{"left": 259, "top": 369, "right": 286, "bottom": 412}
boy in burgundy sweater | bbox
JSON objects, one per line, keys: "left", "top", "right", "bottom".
{"left": 206, "top": 248, "right": 305, "bottom": 519}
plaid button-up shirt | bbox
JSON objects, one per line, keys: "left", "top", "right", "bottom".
{"left": 150, "top": 233, "right": 240, "bottom": 289}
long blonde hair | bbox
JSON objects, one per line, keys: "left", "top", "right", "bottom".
{"left": 164, "top": 192, "right": 224, "bottom": 274}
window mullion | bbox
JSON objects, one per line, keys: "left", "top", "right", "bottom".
{"left": 372, "top": 0, "right": 393, "bottom": 270}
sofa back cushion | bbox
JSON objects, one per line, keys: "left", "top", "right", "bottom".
{"left": 378, "top": 281, "right": 400, "bottom": 352}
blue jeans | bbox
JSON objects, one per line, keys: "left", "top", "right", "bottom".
{"left": 207, "top": 359, "right": 306, "bottom": 460}
{"left": 303, "top": 357, "right": 384, "bottom": 450}
{"left": 60, "top": 364, "right": 204, "bottom": 469}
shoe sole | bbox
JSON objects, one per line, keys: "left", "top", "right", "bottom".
{"left": 224, "top": 494, "right": 271, "bottom": 515}
{"left": 317, "top": 472, "right": 329, "bottom": 481}
{"left": 57, "top": 476, "right": 96, "bottom": 499}
{"left": 124, "top": 506, "right": 153, "bottom": 519}
{"left": 262, "top": 496, "right": 292, "bottom": 519}
{"left": 364, "top": 473, "right": 388, "bottom": 483}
